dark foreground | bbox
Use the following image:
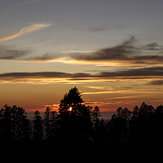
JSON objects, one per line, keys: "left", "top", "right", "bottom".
{"left": 1, "top": 88, "right": 163, "bottom": 162}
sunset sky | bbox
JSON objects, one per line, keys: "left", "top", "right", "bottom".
{"left": 0, "top": 0, "right": 163, "bottom": 116}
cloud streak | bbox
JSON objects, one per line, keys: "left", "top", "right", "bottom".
{"left": 149, "top": 80, "right": 163, "bottom": 85}
{"left": 0, "top": 22, "right": 51, "bottom": 42}
{"left": 85, "top": 86, "right": 114, "bottom": 90}
{"left": 1, "top": 36, "right": 163, "bottom": 67}
{"left": 69, "top": 37, "right": 163, "bottom": 67}
{"left": 0, "top": 66, "right": 163, "bottom": 83}
{"left": 0, "top": 45, "right": 59, "bottom": 61}
{"left": 0, "top": 45, "right": 29, "bottom": 60}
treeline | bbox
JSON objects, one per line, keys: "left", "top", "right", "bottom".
{"left": 1, "top": 87, "right": 163, "bottom": 150}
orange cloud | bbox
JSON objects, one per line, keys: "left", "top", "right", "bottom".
{"left": 0, "top": 67, "right": 163, "bottom": 84}
{"left": 0, "top": 22, "right": 51, "bottom": 42}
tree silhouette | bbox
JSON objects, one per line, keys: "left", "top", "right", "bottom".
{"left": 2, "top": 86, "right": 163, "bottom": 162}
{"left": 23, "top": 118, "right": 31, "bottom": 141}
{"left": 33, "top": 111, "right": 44, "bottom": 141}
{"left": 59, "top": 86, "right": 84, "bottom": 113}
{"left": 92, "top": 106, "right": 100, "bottom": 125}
{"left": 50, "top": 110, "right": 57, "bottom": 140}
{"left": 56, "top": 87, "right": 92, "bottom": 145}
{"left": 13, "top": 105, "right": 28, "bottom": 140}
{"left": 44, "top": 107, "right": 51, "bottom": 140}
{"left": 3, "top": 105, "right": 13, "bottom": 141}
{"left": 92, "top": 106, "right": 101, "bottom": 144}
{"left": 106, "top": 107, "right": 131, "bottom": 148}
{"left": 0, "top": 105, "right": 31, "bottom": 141}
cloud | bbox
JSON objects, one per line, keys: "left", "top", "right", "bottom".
{"left": 82, "top": 89, "right": 160, "bottom": 95}
{"left": 0, "top": 66, "right": 163, "bottom": 84}
{"left": 72, "top": 36, "right": 136, "bottom": 61}
{"left": 0, "top": 71, "right": 92, "bottom": 84}
{"left": 0, "top": 72, "right": 89, "bottom": 78}
{"left": 89, "top": 27, "right": 108, "bottom": 32}
{"left": 1, "top": 36, "right": 163, "bottom": 67}
{"left": 149, "top": 80, "right": 163, "bottom": 85}
{"left": 85, "top": 86, "right": 114, "bottom": 90}
{"left": 68, "top": 36, "right": 163, "bottom": 67}
{"left": 97, "top": 66, "right": 163, "bottom": 79}
{"left": 28, "top": 33, "right": 72, "bottom": 47}
{"left": 83, "top": 24, "right": 123, "bottom": 32}
{"left": 0, "top": 45, "right": 59, "bottom": 61}
{"left": 0, "top": 22, "right": 51, "bottom": 42}
{"left": 0, "top": 45, "right": 29, "bottom": 60}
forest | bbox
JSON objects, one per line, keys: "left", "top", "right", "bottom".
{"left": 0, "top": 87, "right": 163, "bottom": 162}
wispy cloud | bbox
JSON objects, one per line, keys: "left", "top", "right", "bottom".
{"left": 148, "top": 80, "right": 163, "bottom": 85}
{"left": 29, "top": 38, "right": 57, "bottom": 47}
{"left": 1, "top": 36, "right": 163, "bottom": 67}
{"left": 0, "top": 22, "right": 51, "bottom": 42}
{"left": 28, "top": 33, "right": 71, "bottom": 47}
{"left": 0, "top": 45, "right": 59, "bottom": 61}
{"left": 85, "top": 86, "right": 114, "bottom": 90}
{"left": 82, "top": 89, "right": 162, "bottom": 95}
{"left": 0, "top": 45, "right": 29, "bottom": 60}
{"left": 61, "top": 50, "right": 94, "bottom": 54}
{"left": 67, "top": 36, "right": 163, "bottom": 67}
{"left": 109, "top": 95, "right": 150, "bottom": 100}
{"left": 0, "top": 71, "right": 92, "bottom": 84}
{"left": 0, "top": 66, "right": 163, "bottom": 84}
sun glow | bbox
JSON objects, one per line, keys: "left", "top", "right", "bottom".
{"left": 69, "top": 107, "right": 72, "bottom": 111}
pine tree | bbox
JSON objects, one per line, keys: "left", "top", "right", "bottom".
{"left": 56, "top": 87, "right": 92, "bottom": 144}
{"left": 23, "top": 118, "right": 32, "bottom": 141}
{"left": 33, "top": 111, "right": 44, "bottom": 141}
{"left": 92, "top": 106, "right": 101, "bottom": 128}
{"left": 50, "top": 111, "right": 57, "bottom": 140}
{"left": 92, "top": 106, "right": 101, "bottom": 144}
{"left": 59, "top": 86, "right": 84, "bottom": 113}
{"left": 3, "top": 105, "right": 13, "bottom": 141}
{"left": 44, "top": 107, "right": 51, "bottom": 140}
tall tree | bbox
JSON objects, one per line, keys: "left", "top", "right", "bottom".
{"left": 14, "top": 106, "right": 26, "bottom": 140}
{"left": 0, "top": 107, "right": 4, "bottom": 140}
{"left": 33, "top": 111, "right": 44, "bottom": 141}
{"left": 3, "top": 105, "right": 13, "bottom": 141}
{"left": 92, "top": 106, "right": 101, "bottom": 128}
{"left": 59, "top": 86, "right": 84, "bottom": 113}
{"left": 108, "top": 107, "right": 131, "bottom": 148}
{"left": 23, "top": 118, "right": 32, "bottom": 141}
{"left": 0, "top": 105, "right": 32, "bottom": 141}
{"left": 50, "top": 111, "right": 57, "bottom": 140}
{"left": 56, "top": 87, "right": 92, "bottom": 144}
{"left": 44, "top": 107, "right": 51, "bottom": 140}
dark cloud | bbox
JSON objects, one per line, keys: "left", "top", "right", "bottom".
{"left": 1, "top": 37, "right": 163, "bottom": 66}
{"left": 26, "top": 53, "right": 58, "bottom": 61}
{"left": 0, "top": 45, "right": 58, "bottom": 61}
{"left": 72, "top": 36, "right": 136, "bottom": 61}
{"left": 149, "top": 80, "right": 163, "bottom": 85}
{"left": 0, "top": 71, "right": 92, "bottom": 80}
{"left": 98, "top": 67, "right": 163, "bottom": 78}
{"left": 71, "top": 36, "right": 163, "bottom": 66}
{"left": 89, "top": 27, "right": 108, "bottom": 32}
{"left": 0, "top": 66, "right": 163, "bottom": 83}
{"left": 0, "top": 45, "right": 29, "bottom": 60}
{"left": 90, "top": 27, "right": 108, "bottom": 32}
{"left": 89, "top": 24, "right": 123, "bottom": 32}
{"left": 141, "top": 42, "right": 163, "bottom": 50}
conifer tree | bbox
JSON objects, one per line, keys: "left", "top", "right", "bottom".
{"left": 50, "top": 111, "right": 57, "bottom": 140}
{"left": 33, "top": 111, "right": 44, "bottom": 141}
{"left": 56, "top": 87, "right": 92, "bottom": 144}
{"left": 44, "top": 107, "right": 51, "bottom": 140}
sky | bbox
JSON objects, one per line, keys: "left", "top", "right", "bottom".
{"left": 0, "top": 0, "right": 163, "bottom": 115}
